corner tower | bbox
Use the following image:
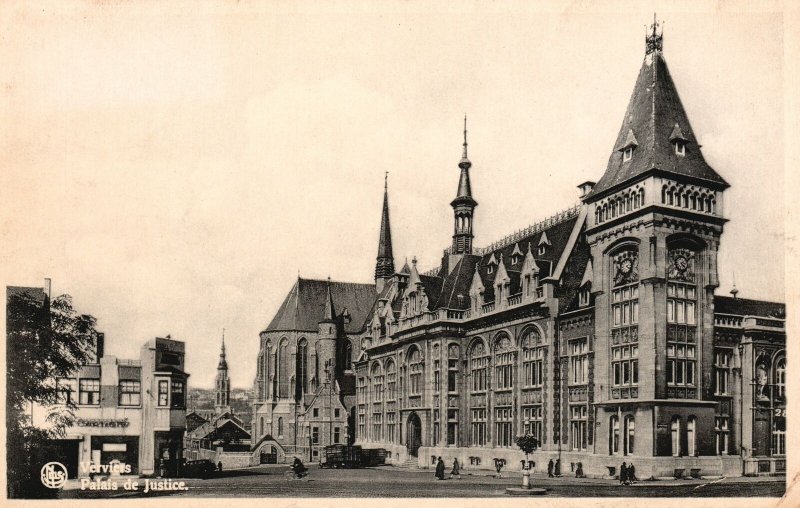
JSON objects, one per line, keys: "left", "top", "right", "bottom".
{"left": 584, "top": 18, "right": 729, "bottom": 459}
{"left": 451, "top": 116, "right": 478, "bottom": 256}
{"left": 375, "top": 174, "right": 395, "bottom": 294}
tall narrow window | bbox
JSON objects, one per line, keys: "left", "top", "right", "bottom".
{"left": 278, "top": 340, "right": 289, "bottom": 398}
{"left": 610, "top": 415, "right": 620, "bottom": 454}
{"left": 495, "top": 408, "right": 513, "bottom": 447}
{"left": 667, "top": 247, "right": 698, "bottom": 397}
{"left": 278, "top": 417, "right": 284, "bottom": 437}
{"left": 522, "top": 405, "right": 543, "bottom": 441}
{"left": 447, "top": 409, "right": 458, "bottom": 446}
{"left": 386, "top": 360, "right": 397, "bottom": 400}
{"left": 714, "top": 349, "right": 732, "bottom": 395}
{"left": 772, "top": 417, "right": 786, "bottom": 456}
{"left": 470, "top": 341, "right": 489, "bottom": 392}
{"left": 624, "top": 416, "right": 635, "bottom": 455}
{"left": 521, "top": 327, "right": 545, "bottom": 388}
{"left": 774, "top": 357, "right": 786, "bottom": 400}
{"left": 611, "top": 248, "right": 639, "bottom": 396}
{"left": 570, "top": 405, "right": 588, "bottom": 451}
{"left": 297, "top": 339, "right": 308, "bottom": 395}
{"left": 157, "top": 379, "right": 169, "bottom": 406}
{"left": 408, "top": 348, "right": 423, "bottom": 396}
{"left": 715, "top": 417, "right": 729, "bottom": 455}
{"left": 687, "top": 417, "right": 696, "bottom": 456}
{"left": 471, "top": 408, "right": 487, "bottom": 446}
{"left": 671, "top": 417, "right": 681, "bottom": 456}
{"left": 570, "top": 338, "right": 588, "bottom": 384}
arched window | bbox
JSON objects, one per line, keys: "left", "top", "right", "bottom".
{"left": 624, "top": 415, "right": 635, "bottom": 455}
{"left": 371, "top": 362, "right": 384, "bottom": 403}
{"left": 408, "top": 347, "right": 423, "bottom": 396}
{"left": 662, "top": 186, "right": 668, "bottom": 204}
{"left": 638, "top": 187, "right": 645, "bottom": 206}
{"left": 278, "top": 339, "right": 289, "bottom": 398}
{"left": 263, "top": 340, "right": 272, "bottom": 399}
{"left": 278, "top": 417, "right": 284, "bottom": 437}
{"left": 774, "top": 356, "right": 786, "bottom": 399}
{"left": 610, "top": 415, "right": 620, "bottom": 454}
{"left": 468, "top": 339, "right": 488, "bottom": 446}
{"left": 690, "top": 193, "right": 697, "bottom": 210}
{"left": 493, "top": 334, "right": 514, "bottom": 390}
{"left": 687, "top": 416, "right": 696, "bottom": 456}
{"left": 386, "top": 359, "right": 397, "bottom": 399}
{"left": 297, "top": 339, "right": 308, "bottom": 396}
{"left": 671, "top": 417, "right": 681, "bottom": 456}
{"left": 698, "top": 194, "right": 705, "bottom": 212}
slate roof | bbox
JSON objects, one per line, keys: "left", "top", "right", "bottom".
{"left": 433, "top": 255, "right": 481, "bottom": 310}
{"left": 714, "top": 296, "right": 785, "bottom": 318}
{"left": 265, "top": 278, "right": 377, "bottom": 334}
{"left": 588, "top": 50, "right": 728, "bottom": 199}
{"left": 475, "top": 216, "right": 578, "bottom": 303}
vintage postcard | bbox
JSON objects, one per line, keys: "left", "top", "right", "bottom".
{"left": 2, "top": 1, "right": 796, "bottom": 506}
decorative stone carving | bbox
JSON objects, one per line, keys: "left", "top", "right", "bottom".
{"left": 668, "top": 247, "right": 696, "bottom": 282}
{"left": 612, "top": 249, "right": 639, "bottom": 287}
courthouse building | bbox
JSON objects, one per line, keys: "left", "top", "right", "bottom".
{"left": 251, "top": 23, "right": 786, "bottom": 477}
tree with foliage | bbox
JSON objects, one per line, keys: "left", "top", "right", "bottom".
{"left": 516, "top": 434, "right": 539, "bottom": 465}
{"left": 6, "top": 290, "right": 99, "bottom": 498}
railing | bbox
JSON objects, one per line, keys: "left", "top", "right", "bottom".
{"left": 441, "top": 203, "right": 581, "bottom": 256}
{"left": 481, "top": 302, "right": 495, "bottom": 313}
{"left": 714, "top": 314, "right": 743, "bottom": 328}
{"left": 508, "top": 293, "right": 522, "bottom": 306}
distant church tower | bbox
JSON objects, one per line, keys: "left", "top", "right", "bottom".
{"left": 448, "top": 116, "right": 478, "bottom": 271}
{"left": 375, "top": 173, "right": 395, "bottom": 293}
{"left": 215, "top": 331, "right": 231, "bottom": 413}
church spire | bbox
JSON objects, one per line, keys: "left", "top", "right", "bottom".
{"left": 217, "top": 328, "right": 228, "bottom": 370}
{"left": 375, "top": 172, "right": 395, "bottom": 292}
{"left": 322, "top": 276, "right": 336, "bottom": 322}
{"left": 215, "top": 328, "right": 230, "bottom": 413}
{"left": 451, "top": 115, "right": 477, "bottom": 254}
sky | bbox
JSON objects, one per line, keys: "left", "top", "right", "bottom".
{"left": 1, "top": 2, "right": 788, "bottom": 389}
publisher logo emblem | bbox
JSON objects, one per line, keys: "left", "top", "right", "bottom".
{"left": 40, "top": 462, "right": 68, "bottom": 489}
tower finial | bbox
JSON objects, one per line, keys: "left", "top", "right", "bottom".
{"left": 462, "top": 114, "right": 468, "bottom": 159}
{"left": 384, "top": 171, "right": 388, "bottom": 191}
{"left": 645, "top": 13, "right": 663, "bottom": 54}
{"left": 730, "top": 272, "right": 739, "bottom": 299}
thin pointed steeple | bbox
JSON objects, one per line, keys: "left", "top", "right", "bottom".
{"left": 217, "top": 328, "right": 228, "bottom": 370}
{"left": 586, "top": 17, "right": 728, "bottom": 200}
{"left": 451, "top": 115, "right": 478, "bottom": 255}
{"left": 215, "top": 328, "right": 231, "bottom": 412}
{"left": 375, "top": 172, "right": 395, "bottom": 292}
{"left": 322, "top": 276, "right": 336, "bottom": 322}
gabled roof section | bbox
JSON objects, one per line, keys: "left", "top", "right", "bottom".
{"left": 265, "top": 278, "right": 377, "bottom": 334}
{"left": 433, "top": 255, "right": 480, "bottom": 310}
{"left": 587, "top": 50, "right": 728, "bottom": 199}
{"left": 714, "top": 296, "right": 785, "bottom": 318}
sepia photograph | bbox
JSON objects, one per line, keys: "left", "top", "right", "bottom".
{"left": 2, "top": 1, "right": 795, "bottom": 503}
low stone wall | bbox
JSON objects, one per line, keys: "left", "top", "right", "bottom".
{"left": 415, "top": 447, "right": 743, "bottom": 479}
{"left": 197, "top": 448, "right": 255, "bottom": 470}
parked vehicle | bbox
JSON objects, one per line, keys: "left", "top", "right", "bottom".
{"left": 320, "top": 445, "right": 387, "bottom": 468}
{"left": 183, "top": 459, "right": 218, "bottom": 478}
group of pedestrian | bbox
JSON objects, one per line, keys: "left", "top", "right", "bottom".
{"left": 546, "top": 458, "right": 561, "bottom": 478}
{"left": 434, "top": 457, "right": 462, "bottom": 480}
{"left": 619, "top": 462, "right": 637, "bottom": 485}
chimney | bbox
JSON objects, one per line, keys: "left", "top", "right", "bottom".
{"left": 577, "top": 181, "right": 596, "bottom": 199}
{"left": 43, "top": 278, "right": 51, "bottom": 299}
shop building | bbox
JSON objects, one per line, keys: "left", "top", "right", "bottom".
{"left": 37, "top": 336, "right": 189, "bottom": 478}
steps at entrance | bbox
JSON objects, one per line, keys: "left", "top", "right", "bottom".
{"left": 392, "top": 457, "right": 419, "bottom": 469}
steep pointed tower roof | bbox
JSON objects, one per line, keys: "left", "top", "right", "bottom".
{"left": 586, "top": 17, "right": 728, "bottom": 200}
{"left": 217, "top": 330, "right": 228, "bottom": 370}
{"left": 322, "top": 277, "right": 336, "bottom": 322}
{"left": 375, "top": 173, "right": 395, "bottom": 283}
{"left": 451, "top": 116, "right": 477, "bottom": 208}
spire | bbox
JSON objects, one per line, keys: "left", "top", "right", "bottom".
{"left": 217, "top": 329, "right": 228, "bottom": 370}
{"left": 323, "top": 276, "right": 336, "bottom": 322}
{"left": 586, "top": 19, "right": 728, "bottom": 200}
{"left": 451, "top": 116, "right": 478, "bottom": 255}
{"left": 375, "top": 172, "right": 395, "bottom": 287}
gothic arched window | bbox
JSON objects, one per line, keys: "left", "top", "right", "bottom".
{"left": 297, "top": 338, "right": 308, "bottom": 396}
{"left": 624, "top": 415, "right": 635, "bottom": 455}
{"left": 278, "top": 339, "right": 289, "bottom": 398}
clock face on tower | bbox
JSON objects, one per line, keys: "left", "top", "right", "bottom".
{"left": 612, "top": 250, "right": 639, "bottom": 287}
{"left": 668, "top": 249, "right": 695, "bottom": 282}
{"left": 675, "top": 255, "right": 688, "bottom": 272}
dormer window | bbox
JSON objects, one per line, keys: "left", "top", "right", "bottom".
{"left": 623, "top": 147, "right": 634, "bottom": 161}
{"left": 538, "top": 245, "right": 546, "bottom": 256}
{"left": 673, "top": 141, "right": 686, "bottom": 156}
{"left": 579, "top": 285, "right": 591, "bottom": 307}
{"left": 487, "top": 265, "right": 494, "bottom": 274}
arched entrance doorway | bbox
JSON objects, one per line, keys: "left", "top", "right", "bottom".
{"left": 407, "top": 412, "right": 422, "bottom": 457}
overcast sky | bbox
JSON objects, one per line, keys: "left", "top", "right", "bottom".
{"left": 1, "top": 2, "right": 787, "bottom": 388}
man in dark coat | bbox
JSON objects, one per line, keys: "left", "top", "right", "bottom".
{"left": 554, "top": 458, "right": 561, "bottom": 476}
{"left": 451, "top": 458, "right": 460, "bottom": 478}
{"left": 619, "top": 461, "right": 627, "bottom": 485}
{"left": 547, "top": 459, "right": 554, "bottom": 477}
{"left": 628, "top": 463, "right": 637, "bottom": 483}
{"left": 435, "top": 457, "right": 446, "bottom": 480}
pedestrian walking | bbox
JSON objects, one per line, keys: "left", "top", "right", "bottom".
{"left": 451, "top": 458, "right": 460, "bottom": 478}
{"left": 547, "top": 459, "right": 554, "bottom": 478}
{"left": 554, "top": 458, "right": 561, "bottom": 477}
{"left": 575, "top": 462, "right": 585, "bottom": 478}
{"left": 628, "top": 463, "right": 637, "bottom": 483}
{"left": 435, "top": 457, "right": 446, "bottom": 480}
{"left": 619, "top": 461, "right": 627, "bottom": 485}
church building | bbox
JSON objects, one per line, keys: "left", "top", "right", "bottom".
{"left": 251, "top": 22, "right": 786, "bottom": 477}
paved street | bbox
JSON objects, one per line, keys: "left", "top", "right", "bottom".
{"left": 60, "top": 464, "right": 786, "bottom": 499}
